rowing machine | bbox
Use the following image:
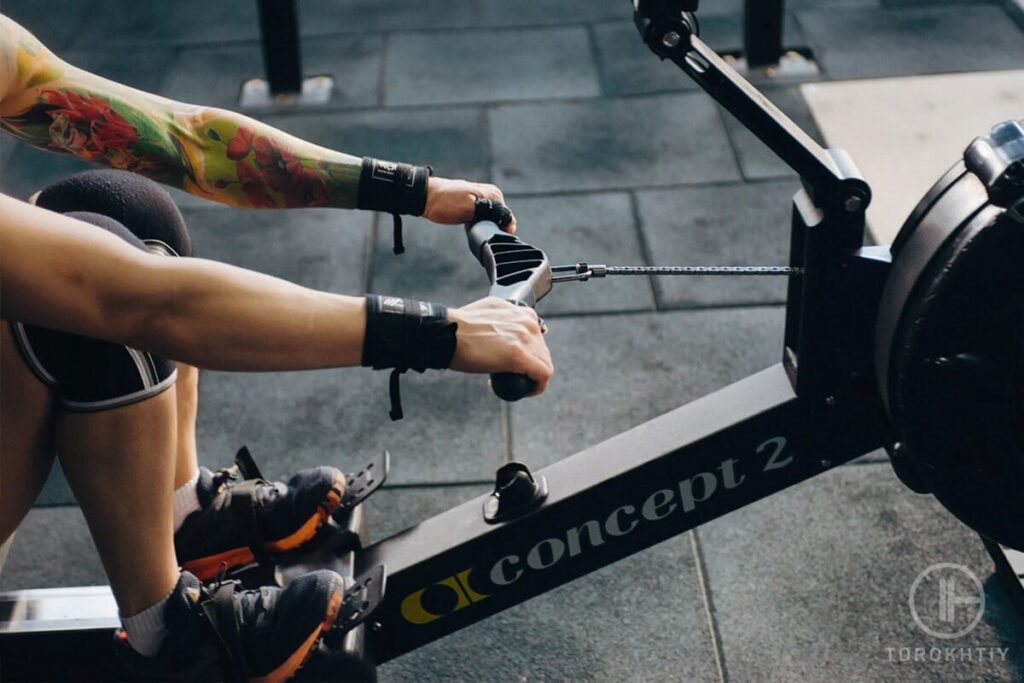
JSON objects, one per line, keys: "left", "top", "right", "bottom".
{"left": 4, "top": 0, "right": 1024, "bottom": 679}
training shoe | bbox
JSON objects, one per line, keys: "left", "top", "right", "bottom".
{"left": 175, "top": 451, "right": 347, "bottom": 581}
{"left": 115, "top": 569, "right": 345, "bottom": 682}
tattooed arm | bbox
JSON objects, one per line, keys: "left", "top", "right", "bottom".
{"left": 0, "top": 14, "right": 514, "bottom": 228}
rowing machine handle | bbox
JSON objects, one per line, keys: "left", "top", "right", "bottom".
{"left": 465, "top": 220, "right": 553, "bottom": 402}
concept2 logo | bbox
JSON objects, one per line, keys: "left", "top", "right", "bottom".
{"left": 399, "top": 437, "right": 794, "bottom": 625}
{"left": 400, "top": 568, "right": 489, "bottom": 625}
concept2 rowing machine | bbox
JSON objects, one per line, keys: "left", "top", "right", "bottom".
{"left": 3, "top": 1, "right": 1024, "bottom": 679}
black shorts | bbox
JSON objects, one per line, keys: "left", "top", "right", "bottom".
{"left": 11, "top": 170, "right": 193, "bottom": 412}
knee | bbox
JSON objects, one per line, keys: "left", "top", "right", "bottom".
{"left": 36, "top": 169, "right": 193, "bottom": 258}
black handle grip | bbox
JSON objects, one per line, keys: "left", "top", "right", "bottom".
{"left": 465, "top": 219, "right": 551, "bottom": 402}
{"left": 491, "top": 371, "right": 536, "bottom": 402}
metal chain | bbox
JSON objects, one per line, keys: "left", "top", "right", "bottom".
{"left": 604, "top": 265, "right": 802, "bottom": 276}
{"left": 550, "top": 262, "right": 803, "bottom": 282}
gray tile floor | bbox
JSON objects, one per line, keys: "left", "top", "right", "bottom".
{"left": 2, "top": 0, "right": 1024, "bottom": 680}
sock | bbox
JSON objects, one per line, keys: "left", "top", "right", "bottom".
{"left": 121, "top": 585, "right": 174, "bottom": 657}
{"left": 172, "top": 469, "right": 201, "bottom": 532}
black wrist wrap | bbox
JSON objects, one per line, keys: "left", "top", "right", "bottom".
{"left": 362, "top": 295, "right": 458, "bottom": 420}
{"left": 357, "top": 158, "right": 432, "bottom": 256}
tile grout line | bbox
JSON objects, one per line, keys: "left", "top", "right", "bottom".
{"left": 689, "top": 529, "right": 730, "bottom": 683}
{"left": 627, "top": 191, "right": 662, "bottom": 312}
{"left": 713, "top": 103, "right": 749, "bottom": 183}
{"left": 583, "top": 22, "right": 608, "bottom": 98}
{"left": 376, "top": 31, "right": 391, "bottom": 109}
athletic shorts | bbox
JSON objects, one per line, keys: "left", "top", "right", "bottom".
{"left": 10, "top": 170, "right": 193, "bottom": 412}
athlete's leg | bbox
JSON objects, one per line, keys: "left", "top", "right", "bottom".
{"left": 0, "top": 322, "right": 56, "bottom": 546}
{"left": 32, "top": 170, "right": 201, "bottom": 491}
{"left": 53, "top": 390, "right": 180, "bottom": 616}
{"left": 173, "top": 362, "right": 199, "bottom": 489}
{"left": 31, "top": 171, "right": 350, "bottom": 583}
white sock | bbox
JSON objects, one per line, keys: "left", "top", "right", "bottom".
{"left": 121, "top": 585, "right": 174, "bottom": 657}
{"left": 172, "top": 469, "right": 201, "bottom": 532}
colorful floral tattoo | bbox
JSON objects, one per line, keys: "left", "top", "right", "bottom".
{"left": 0, "top": 15, "right": 361, "bottom": 209}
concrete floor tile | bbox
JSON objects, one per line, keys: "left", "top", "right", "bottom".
{"left": 511, "top": 192, "right": 657, "bottom": 315}
{"left": 371, "top": 486, "right": 719, "bottom": 682}
{"left": 158, "top": 35, "right": 383, "bottom": 112}
{"left": 368, "top": 214, "right": 505, "bottom": 307}
{"left": 475, "top": 0, "right": 628, "bottom": 26}
{"left": 637, "top": 181, "right": 795, "bottom": 307}
{"left": 0, "top": 507, "right": 106, "bottom": 590}
{"left": 511, "top": 307, "right": 786, "bottom": 470}
{"left": 798, "top": 5, "right": 1024, "bottom": 80}
{"left": 299, "top": 0, "right": 477, "bottom": 36}
{"left": 384, "top": 25, "right": 600, "bottom": 106}
{"left": 700, "top": 463, "right": 1024, "bottom": 681}
{"left": 67, "top": 0, "right": 260, "bottom": 47}
{"left": 591, "top": 19, "right": 702, "bottom": 98}
{"left": 262, "top": 106, "right": 490, "bottom": 184}
{"left": 194, "top": 368, "right": 506, "bottom": 486}
{"left": 721, "top": 86, "right": 824, "bottom": 180}
{"left": 182, "top": 206, "right": 371, "bottom": 293}
{"left": 490, "top": 93, "right": 741, "bottom": 194}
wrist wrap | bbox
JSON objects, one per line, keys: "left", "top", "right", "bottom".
{"left": 362, "top": 295, "right": 458, "bottom": 420}
{"left": 357, "top": 158, "right": 432, "bottom": 256}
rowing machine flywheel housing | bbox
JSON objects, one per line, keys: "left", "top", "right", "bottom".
{"left": 877, "top": 120, "right": 1024, "bottom": 550}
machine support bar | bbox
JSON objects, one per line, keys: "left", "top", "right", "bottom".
{"left": 256, "top": 0, "right": 303, "bottom": 95}
{"left": 744, "top": 0, "right": 785, "bottom": 67}
{"left": 360, "top": 365, "right": 887, "bottom": 662}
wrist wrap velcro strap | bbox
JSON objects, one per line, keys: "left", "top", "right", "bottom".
{"left": 357, "top": 158, "right": 433, "bottom": 256}
{"left": 362, "top": 295, "right": 458, "bottom": 420}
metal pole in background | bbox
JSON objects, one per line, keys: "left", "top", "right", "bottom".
{"left": 257, "top": 0, "right": 303, "bottom": 95}
{"left": 242, "top": 0, "right": 333, "bottom": 108}
{"left": 743, "top": 0, "right": 785, "bottom": 68}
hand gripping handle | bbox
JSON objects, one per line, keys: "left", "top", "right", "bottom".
{"left": 465, "top": 220, "right": 552, "bottom": 401}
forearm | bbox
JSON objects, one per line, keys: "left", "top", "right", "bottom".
{"left": 140, "top": 258, "right": 367, "bottom": 371}
{"left": 0, "top": 194, "right": 366, "bottom": 371}
{"left": 0, "top": 15, "right": 362, "bottom": 209}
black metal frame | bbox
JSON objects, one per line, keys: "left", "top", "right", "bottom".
{"left": 0, "top": 1, "right": 917, "bottom": 678}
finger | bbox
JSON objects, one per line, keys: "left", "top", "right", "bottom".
{"left": 521, "top": 345, "right": 553, "bottom": 397}
{"left": 473, "top": 198, "right": 514, "bottom": 230}
{"left": 477, "top": 183, "right": 504, "bottom": 204}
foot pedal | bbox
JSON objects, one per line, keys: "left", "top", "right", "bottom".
{"left": 326, "top": 564, "right": 387, "bottom": 644}
{"left": 334, "top": 451, "right": 390, "bottom": 522}
{"left": 225, "top": 560, "right": 280, "bottom": 588}
{"left": 233, "top": 445, "right": 265, "bottom": 480}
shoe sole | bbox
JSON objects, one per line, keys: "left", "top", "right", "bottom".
{"left": 252, "top": 576, "right": 344, "bottom": 683}
{"left": 183, "top": 472, "right": 347, "bottom": 581}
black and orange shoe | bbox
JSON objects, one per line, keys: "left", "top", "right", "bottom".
{"left": 174, "top": 448, "right": 347, "bottom": 581}
{"left": 114, "top": 569, "right": 345, "bottom": 682}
